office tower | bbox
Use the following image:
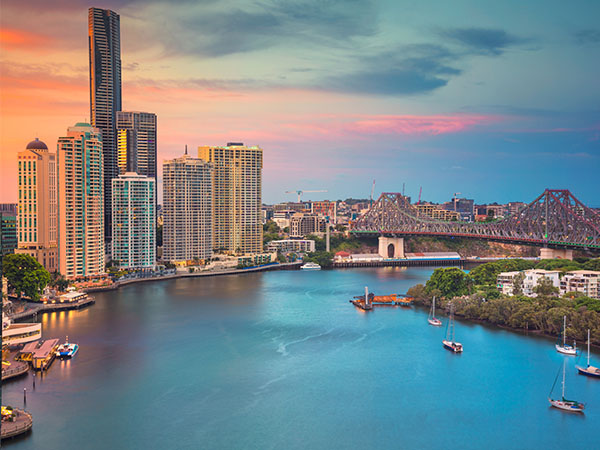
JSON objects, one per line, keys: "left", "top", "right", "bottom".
{"left": 112, "top": 173, "right": 155, "bottom": 269}
{"left": 1, "top": 212, "right": 17, "bottom": 258}
{"left": 198, "top": 143, "right": 263, "bottom": 254}
{"left": 89, "top": 7, "right": 121, "bottom": 241}
{"left": 163, "top": 153, "right": 213, "bottom": 262}
{"left": 116, "top": 111, "right": 157, "bottom": 177}
{"left": 15, "top": 138, "right": 58, "bottom": 272}
{"left": 58, "top": 123, "right": 105, "bottom": 278}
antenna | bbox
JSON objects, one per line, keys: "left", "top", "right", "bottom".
{"left": 185, "top": 144, "right": 188, "bottom": 155}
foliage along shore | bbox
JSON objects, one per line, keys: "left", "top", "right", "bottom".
{"left": 407, "top": 258, "right": 600, "bottom": 346}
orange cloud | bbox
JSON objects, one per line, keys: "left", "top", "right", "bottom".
{"left": 0, "top": 28, "right": 54, "bottom": 50}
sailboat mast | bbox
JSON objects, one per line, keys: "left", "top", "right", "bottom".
{"left": 562, "top": 359, "right": 566, "bottom": 399}
{"left": 588, "top": 329, "right": 591, "bottom": 367}
{"left": 433, "top": 297, "right": 435, "bottom": 317}
{"left": 563, "top": 316, "right": 566, "bottom": 346}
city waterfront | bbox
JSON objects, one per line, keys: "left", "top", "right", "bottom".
{"left": 3, "top": 267, "right": 598, "bottom": 449}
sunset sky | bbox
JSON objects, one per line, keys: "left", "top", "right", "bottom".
{"left": 1, "top": 0, "right": 599, "bottom": 205}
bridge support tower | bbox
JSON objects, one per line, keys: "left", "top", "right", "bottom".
{"left": 378, "top": 236, "right": 405, "bottom": 259}
{"left": 539, "top": 248, "right": 573, "bottom": 260}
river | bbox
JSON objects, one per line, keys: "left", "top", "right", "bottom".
{"left": 2, "top": 267, "right": 598, "bottom": 449}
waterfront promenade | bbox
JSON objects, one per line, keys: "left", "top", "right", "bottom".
{"left": 1, "top": 409, "right": 33, "bottom": 441}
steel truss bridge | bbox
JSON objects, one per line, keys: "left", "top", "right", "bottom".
{"left": 351, "top": 189, "right": 600, "bottom": 251}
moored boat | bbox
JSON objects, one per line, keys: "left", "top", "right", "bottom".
{"left": 555, "top": 315, "right": 578, "bottom": 355}
{"left": 428, "top": 296, "right": 442, "bottom": 326}
{"left": 56, "top": 336, "right": 78, "bottom": 358}
{"left": 576, "top": 329, "right": 600, "bottom": 378}
{"left": 442, "top": 305, "right": 462, "bottom": 353}
{"left": 301, "top": 262, "right": 321, "bottom": 270}
{"left": 549, "top": 359, "right": 584, "bottom": 413}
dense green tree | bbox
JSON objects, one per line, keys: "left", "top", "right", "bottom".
{"left": 304, "top": 251, "right": 334, "bottom": 268}
{"left": 512, "top": 272, "right": 525, "bottom": 296}
{"left": 533, "top": 275, "right": 559, "bottom": 298}
{"left": 426, "top": 268, "right": 470, "bottom": 298}
{"left": 582, "top": 258, "right": 600, "bottom": 271}
{"left": 50, "top": 271, "right": 70, "bottom": 292}
{"left": 3, "top": 253, "right": 51, "bottom": 301}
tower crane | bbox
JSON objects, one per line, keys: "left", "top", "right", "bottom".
{"left": 370, "top": 180, "right": 376, "bottom": 207}
{"left": 285, "top": 189, "right": 327, "bottom": 203}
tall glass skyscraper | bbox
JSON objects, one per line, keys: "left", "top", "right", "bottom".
{"left": 89, "top": 7, "right": 121, "bottom": 242}
{"left": 116, "top": 111, "right": 157, "bottom": 178}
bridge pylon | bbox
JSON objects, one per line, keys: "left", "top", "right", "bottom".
{"left": 378, "top": 236, "right": 404, "bottom": 259}
{"left": 540, "top": 248, "right": 573, "bottom": 260}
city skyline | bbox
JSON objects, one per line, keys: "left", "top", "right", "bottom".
{"left": 0, "top": 1, "right": 599, "bottom": 206}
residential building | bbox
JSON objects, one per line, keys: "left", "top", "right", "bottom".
{"left": 1, "top": 212, "right": 17, "bottom": 259}
{"left": 289, "top": 213, "right": 326, "bottom": 238}
{"left": 272, "top": 210, "right": 295, "bottom": 230}
{"left": 267, "top": 239, "right": 315, "bottom": 254}
{"left": 89, "top": 7, "right": 122, "bottom": 241}
{"left": 163, "top": 153, "right": 213, "bottom": 262}
{"left": 15, "top": 138, "right": 58, "bottom": 272}
{"left": 116, "top": 111, "right": 157, "bottom": 178}
{"left": 508, "top": 202, "right": 526, "bottom": 216}
{"left": 560, "top": 271, "right": 600, "bottom": 299}
{"left": 58, "top": 123, "right": 105, "bottom": 278}
{"left": 198, "top": 143, "right": 263, "bottom": 254}
{"left": 415, "top": 203, "right": 460, "bottom": 221}
{"left": 112, "top": 173, "right": 156, "bottom": 269}
{"left": 497, "top": 269, "right": 560, "bottom": 297}
{"left": 0, "top": 204, "right": 17, "bottom": 215}
{"left": 311, "top": 201, "right": 337, "bottom": 223}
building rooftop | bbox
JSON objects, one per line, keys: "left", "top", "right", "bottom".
{"left": 26, "top": 138, "right": 48, "bottom": 150}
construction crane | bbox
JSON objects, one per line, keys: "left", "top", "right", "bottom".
{"left": 418, "top": 186, "right": 422, "bottom": 205}
{"left": 285, "top": 189, "right": 327, "bottom": 203}
{"left": 370, "top": 180, "right": 376, "bottom": 207}
{"left": 453, "top": 192, "right": 462, "bottom": 211}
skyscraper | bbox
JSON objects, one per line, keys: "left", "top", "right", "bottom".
{"left": 198, "top": 143, "right": 263, "bottom": 254}
{"left": 112, "top": 173, "right": 155, "bottom": 269}
{"left": 116, "top": 111, "right": 157, "bottom": 178}
{"left": 16, "top": 138, "right": 58, "bottom": 272}
{"left": 58, "top": 123, "right": 105, "bottom": 278}
{"left": 163, "top": 153, "right": 213, "bottom": 262}
{"left": 89, "top": 7, "right": 121, "bottom": 241}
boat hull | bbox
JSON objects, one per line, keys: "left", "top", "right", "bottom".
{"left": 443, "top": 340, "right": 463, "bottom": 353}
{"left": 57, "top": 344, "right": 78, "bottom": 358}
{"left": 428, "top": 318, "right": 442, "bottom": 326}
{"left": 577, "top": 366, "right": 600, "bottom": 378}
{"left": 555, "top": 344, "right": 577, "bottom": 356}
{"left": 549, "top": 398, "right": 584, "bottom": 413}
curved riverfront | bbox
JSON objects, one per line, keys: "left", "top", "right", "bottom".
{"left": 2, "top": 267, "right": 598, "bottom": 449}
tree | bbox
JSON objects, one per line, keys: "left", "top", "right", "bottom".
{"left": 156, "top": 224, "right": 163, "bottom": 247}
{"left": 304, "top": 251, "right": 334, "bottom": 268}
{"left": 534, "top": 275, "right": 558, "bottom": 297}
{"left": 425, "top": 268, "right": 469, "bottom": 298}
{"left": 50, "top": 271, "right": 70, "bottom": 292}
{"left": 512, "top": 272, "right": 525, "bottom": 296}
{"left": 3, "top": 253, "right": 51, "bottom": 301}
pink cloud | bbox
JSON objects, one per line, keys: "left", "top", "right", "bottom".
{"left": 348, "top": 114, "right": 499, "bottom": 135}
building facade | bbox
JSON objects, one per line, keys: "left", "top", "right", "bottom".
{"left": 16, "top": 138, "right": 58, "bottom": 272}
{"left": 116, "top": 111, "right": 157, "bottom": 178}
{"left": 560, "top": 271, "right": 600, "bottom": 299}
{"left": 1, "top": 212, "right": 17, "bottom": 259}
{"left": 289, "top": 214, "right": 326, "bottom": 238}
{"left": 311, "top": 201, "right": 337, "bottom": 223}
{"left": 198, "top": 143, "right": 263, "bottom": 254}
{"left": 112, "top": 173, "right": 156, "bottom": 269}
{"left": 266, "top": 239, "right": 316, "bottom": 254}
{"left": 89, "top": 7, "right": 122, "bottom": 241}
{"left": 58, "top": 123, "right": 105, "bottom": 278}
{"left": 163, "top": 154, "right": 213, "bottom": 262}
{"left": 497, "top": 269, "right": 560, "bottom": 297}
{"left": 415, "top": 203, "right": 460, "bottom": 221}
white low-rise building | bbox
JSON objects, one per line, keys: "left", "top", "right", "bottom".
{"left": 560, "top": 270, "right": 600, "bottom": 299}
{"left": 267, "top": 239, "right": 315, "bottom": 254}
{"left": 497, "top": 269, "right": 560, "bottom": 297}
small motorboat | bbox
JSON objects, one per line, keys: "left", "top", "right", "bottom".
{"left": 301, "top": 262, "right": 321, "bottom": 270}
{"left": 56, "top": 336, "right": 79, "bottom": 358}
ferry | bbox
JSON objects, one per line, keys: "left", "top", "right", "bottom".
{"left": 301, "top": 262, "right": 321, "bottom": 270}
{"left": 56, "top": 337, "right": 78, "bottom": 358}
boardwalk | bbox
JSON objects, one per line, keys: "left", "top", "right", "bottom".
{"left": 1, "top": 409, "right": 33, "bottom": 440}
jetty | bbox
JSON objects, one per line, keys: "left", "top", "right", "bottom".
{"left": 7, "top": 295, "right": 95, "bottom": 322}
{"left": 350, "top": 287, "right": 413, "bottom": 311}
{"left": 1, "top": 360, "right": 29, "bottom": 381}
{"left": 19, "top": 339, "right": 60, "bottom": 371}
{"left": 1, "top": 408, "right": 33, "bottom": 441}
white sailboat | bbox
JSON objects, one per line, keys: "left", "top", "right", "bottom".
{"left": 555, "top": 315, "right": 577, "bottom": 355}
{"left": 442, "top": 304, "right": 463, "bottom": 353}
{"left": 576, "top": 329, "right": 600, "bottom": 378}
{"left": 428, "top": 296, "right": 442, "bottom": 326}
{"left": 549, "top": 359, "right": 585, "bottom": 413}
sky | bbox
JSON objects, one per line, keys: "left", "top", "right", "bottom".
{"left": 0, "top": 0, "right": 599, "bottom": 206}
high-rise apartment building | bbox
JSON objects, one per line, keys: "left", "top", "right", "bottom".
{"left": 58, "top": 123, "right": 105, "bottom": 278}
{"left": 198, "top": 143, "right": 263, "bottom": 254}
{"left": 116, "top": 111, "right": 157, "bottom": 177}
{"left": 16, "top": 138, "right": 58, "bottom": 272}
{"left": 112, "top": 173, "right": 155, "bottom": 269}
{"left": 163, "top": 153, "right": 213, "bottom": 262}
{"left": 89, "top": 7, "right": 121, "bottom": 241}
{"left": 1, "top": 212, "right": 17, "bottom": 258}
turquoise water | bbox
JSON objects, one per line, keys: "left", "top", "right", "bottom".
{"left": 3, "top": 267, "right": 598, "bottom": 449}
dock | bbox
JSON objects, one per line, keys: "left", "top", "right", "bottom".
{"left": 1, "top": 408, "right": 33, "bottom": 441}
{"left": 7, "top": 295, "right": 95, "bottom": 322}
{"left": 19, "top": 339, "right": 60, "bottom": 371}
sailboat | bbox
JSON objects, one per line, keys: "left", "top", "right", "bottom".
{"left": 576, "top": 329, "right": 600, "bottom": 378}
{"left": 442, "top": 304, "right": 463, "bottom": 353}
{"left": 428, "top": 296, "right": 442, "bottom": 326}
{"left": 549, "top": 359, "right": 585, "bottom": 413}
{"left": 555, "top": 315, "right": 578, "bottom": 355}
